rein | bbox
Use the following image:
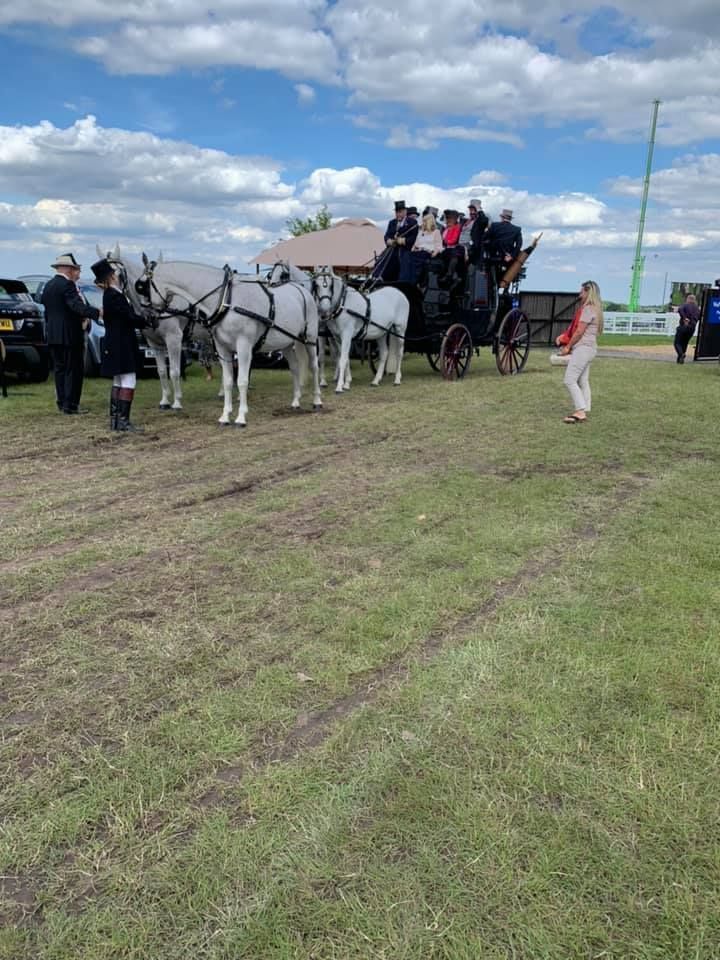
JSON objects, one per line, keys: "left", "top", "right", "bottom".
{"left": 314, "top": 271, "right": 406, "bottom": 341}
{"left": 136, "top": 262, "right": 316, "bottom": 350}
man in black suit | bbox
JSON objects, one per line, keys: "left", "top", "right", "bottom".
{"left": 374, "top": 200, "right": 419, "bottom": 281}
{"left": 486, "top": 209, "right": 523, "bottom": 268}
{"left": 41, "top": 253, "right": 100, "bottom": 414}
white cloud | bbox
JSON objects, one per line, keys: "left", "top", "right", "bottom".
{"left": 295, "top": 83, "right": 316, "bottom": 105}
{"left": 0, "top": 116, "right": 293, "bottom": 206}
{"left": 3, "top": 1, "right": 720, "bottom": 141}
{"left": 1, "top": 116, "right": 719, "bottom": 300}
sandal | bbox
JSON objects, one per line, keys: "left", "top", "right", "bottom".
{"left": 563, "top": 415, "right": 587, "bottom": 423}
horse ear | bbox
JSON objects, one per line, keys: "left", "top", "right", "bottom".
{"left": 142, "top": 252, "right": 149, "bottom": 267}
{"left": 112, "top": 243, "right": 120, "bottom": 260}
{"left": 157, "top": 251, "right": 164, "bottom": 263}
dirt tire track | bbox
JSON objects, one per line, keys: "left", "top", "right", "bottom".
{"left": 1, "top": 475, "right": 650, "bottom": 927}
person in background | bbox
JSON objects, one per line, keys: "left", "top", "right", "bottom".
{"left": 441, "top": 210, "right": 464, "bottom": 287}
{"left": 91, "top": 258, "right": 149, "bottom": 432}
{"left": 558, "top": 280, "right": 603, "bottom": 423}
{"left": 41, "top": 253, "right": 101, "bottom": 415}
{"left": 674, "top": 293, "right": 700, "bottom": 364}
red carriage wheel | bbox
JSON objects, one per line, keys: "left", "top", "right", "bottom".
{"left": 439, "top": 324, "right": 473, "bottom": 380}
{"left": 495, "top": 308, "right": 530, "bottom": 375}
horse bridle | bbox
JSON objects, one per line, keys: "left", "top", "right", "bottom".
{"left": 313, "top": 270, "right": 346, "bottom": 320}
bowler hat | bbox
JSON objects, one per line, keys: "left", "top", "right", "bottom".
{"left": 443, "top": 209, "right": 459, "bottom": 220}
{"left": 407, "top": 206, "right": 418, "bottom": 217}
{"left": 51, "top": 252, "right": 82, "bottom": 269}
{"left": 500, "top": 208, "right": 513, "bottom": 220}
{"left": 91, "top": 258, "right": 115, "bottom": 284}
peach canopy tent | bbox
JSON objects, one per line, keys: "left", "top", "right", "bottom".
{"left": 250, "top": 218, "right": 385, "bottom": 274}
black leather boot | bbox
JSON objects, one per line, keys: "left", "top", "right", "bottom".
{"left": 109, "top": 385, "right": 120, "bottom": 430}
{"left": 116, "top": 388, "right": 144, "bottom": 433}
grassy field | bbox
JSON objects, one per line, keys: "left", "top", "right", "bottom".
{"left": 1, "top": 349, "right": 719, "bottom": 959}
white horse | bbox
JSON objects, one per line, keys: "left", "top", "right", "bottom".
{"left": 312, "top": 266, "right": 409, "bottom": 393}
{"left": 99, "top": 244, "right": 193, "bottom": 411}
{"left": 138, "top": 257, "right": 322, "bottom": 426}
{"left": 266, "top": 261, "right": 341, "bottom": 389}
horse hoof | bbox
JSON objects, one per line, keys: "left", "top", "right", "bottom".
{"left": 159, "top": 403, "right": 171, "bottom": 410}
{"left": 313, "top": 403, "right": 323, "bottom": 410}
{"left": 234, "top": 422, "right": 247, "bottom": 429}
{"left": 218, "top": 420, "right": 231, "bottom": 426}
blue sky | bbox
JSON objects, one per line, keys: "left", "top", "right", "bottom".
{"left": 1, "top": 1, "right": 719, "bottom": 302}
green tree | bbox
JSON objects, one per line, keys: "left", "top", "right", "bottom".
{"left": 286, "top": 204, "right": 332, "bottom": 237}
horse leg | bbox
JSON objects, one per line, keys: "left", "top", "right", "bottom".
{"left": 154, "top": 350, "right": 172, "bottom": 409}
{"left": 392, "top": 331, "right": 405, "bottom": 386}
{"left": 336, "top": 330, "right": 353, "bottom": 394}
{"left": 285, "top": 345, "right": 302, "bottom": 409}
{"left": 371, "top": 336, "right": 389, "bottom": 387}
{"left": 234, "top": 340, "right": 252, "bottom": 426}
{"left": 218, "top": 355, "right": 234, "bottom": 425}
{"left": 318, "top": 336, "right": 328, "bottom": 388}
{"left": 166, "top": 333, "right": 183, "bottom": 409}
{"left": 307, "top": 341, "right": 323, "bottom": 410}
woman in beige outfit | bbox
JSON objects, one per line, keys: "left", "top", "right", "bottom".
{"left": 558, "top": 281, "right": 603, "bottom": 423}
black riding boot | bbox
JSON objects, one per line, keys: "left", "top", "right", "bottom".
{"left": 116, "top": 388, "right": 144, "bottom": 433}
{"left": 109, "top": 385, "right": 120, "bottom": 430}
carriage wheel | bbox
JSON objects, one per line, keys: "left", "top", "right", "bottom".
{"left": 439, "top": 324, "right": 473, "bottom": 380}
{"left": 495, "top": 308, "right": 530, "bottom": 376}
{"left": 426, "top": 343, "right": 441, "bottom": 372}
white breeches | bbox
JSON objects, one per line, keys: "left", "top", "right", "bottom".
{"left": 113, "top": 373, "right": 137, "bottom": 389}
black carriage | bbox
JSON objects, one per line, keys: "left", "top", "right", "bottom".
{"left": 388, "top": 254, "right": 534, "bottom": 380}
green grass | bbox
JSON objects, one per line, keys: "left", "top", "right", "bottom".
{"left": 1, "top": 353, "right": 719, "bottom": 958}
{"left": 597, "top": 334, "right": 680, "bottom": 347}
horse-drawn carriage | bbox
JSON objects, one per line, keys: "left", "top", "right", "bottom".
{"left": 380, "top": 243, "right": 538, "bottom": 381}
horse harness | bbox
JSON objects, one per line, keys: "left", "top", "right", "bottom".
{"left": 136, "top": 262, "right": 317, "bottom": 351}
{"left": 313, "top": 273, "right": 403, "bottom": 341}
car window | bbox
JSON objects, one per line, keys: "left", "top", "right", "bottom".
{"left": 0, "top": 284, "right": 33, "bottom": 302}
{"left": 18, "top": 278, "right": 48, "bottom": 296}
{"left": 79, "top": 284, "right": 103, "bottom": 309}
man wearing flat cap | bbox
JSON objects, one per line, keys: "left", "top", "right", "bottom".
{"left": 41, "top": 252, "right": 101, "bottom": 415}
{"left": 486, "top": 209, "right": 523, "bottom": 268}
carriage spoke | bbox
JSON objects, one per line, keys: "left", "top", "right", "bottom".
{"left": 495, "top": 309, "right": 530, "bottom": 376}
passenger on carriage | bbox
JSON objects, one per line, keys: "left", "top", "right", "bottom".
{"left": 461, "top": 199, "right": 489, "bottom": 266}
{"left": 486, "top": 209, "right": 523, "bottom": 270}
{"left": 440, "top": 210, "right": 466, "bottom": 289}
{"left": 410, "top": 209, "right": 443, "bottom": 286}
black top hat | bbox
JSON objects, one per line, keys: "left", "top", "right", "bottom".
{"left": 91, "top": 258, "right": 115, "bottom": 284}
{"left": 394, "top": 199, "right": 406, "bottom": 212}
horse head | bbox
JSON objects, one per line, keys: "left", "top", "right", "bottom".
{"left": 312, "top": 265, "right": 343, "bottom": 320}
{"left": 268, "top": 261, "right": 291, "bottom": 286}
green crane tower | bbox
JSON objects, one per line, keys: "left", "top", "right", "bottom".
{"left": 628, "top": 99, "right": 661, "bottom": 312}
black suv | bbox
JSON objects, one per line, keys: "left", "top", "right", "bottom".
{"left": 0, "top": 278, "right": 49, "bottom": 382}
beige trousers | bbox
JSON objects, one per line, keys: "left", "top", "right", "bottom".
{"left": 563, "top": 344, "right": 596, "bottom": 412}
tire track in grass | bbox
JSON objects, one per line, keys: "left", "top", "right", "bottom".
{"left": 0, "top": 433, "right": 394, "bottom": 610}
{"left": 5, "top": 474, "right": 655, "bottom": 931}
